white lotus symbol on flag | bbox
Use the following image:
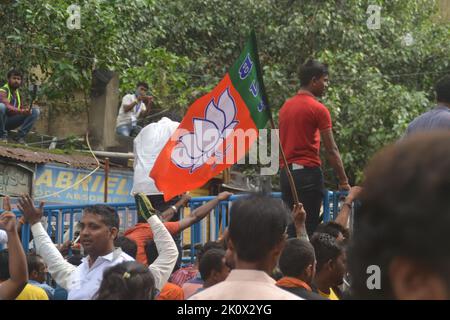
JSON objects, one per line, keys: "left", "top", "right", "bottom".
{"left": 171, "top": 88, "right": 239, "bottom": 173}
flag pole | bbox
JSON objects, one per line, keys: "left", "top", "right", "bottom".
{"left": 250, "top": 30, "right": 300, "bottom": 206}
{"left": 268, "top": 116, "right": 300, "bottom": 205}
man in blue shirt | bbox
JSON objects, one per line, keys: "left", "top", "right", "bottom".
{"left": 405, "top": 75, "right": 450, "bottom": 136}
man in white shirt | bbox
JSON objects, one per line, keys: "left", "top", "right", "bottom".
{"left": 190, "top": 194, "right": 301, "bottom": 300}
{"left": 17, "top": 195, "right": 178, "bottom": 300}
{"left": 116, "top": 81, "right": 153, "bottom": 137}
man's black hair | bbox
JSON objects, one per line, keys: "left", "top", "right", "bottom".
{"left": 198, "top": 249, "right": 226, "bottom": 281}
{"left": 0, "top": 250, "right": 10, "bottom": 280}
{"left": 7, "top": 69, "right": 22, "bottom": 79}
{"left": 27, "top": 253, "right": 44, "bottom": 275}
{"left": 136, "top": 81, "right": 149, "bottom": 90}
{"left": 435, "top": 75, "right": 450, "bottom": 103}
{"left": 315, "top": 221, "right": 349, "bottom": 241}
{"left": 299, "top": 60, "right": 328, "bottom": 87}
{"left": 114, "top": 236, "right": 137, "bottom": 259}
{"left": 229, "top": 193, "right": 289, "bottom": 262}
{"left": 83, "top": 205, "right": 120, "bottom": 229}
{"left": 310, "top": 233, "right": 343, "bottom": 272}
{"left": 279, "top": 238, "right": 315, "bottom": 278}
{"left": 348, "top": 132, "right": 450, "bottom": 299}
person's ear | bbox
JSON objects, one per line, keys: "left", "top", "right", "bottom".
{"left": 389, "top": 257, "right": 448, "bottom": 300}
{"left": 110, "top": 227, "right": 119, "bottom": 240}
{"left": 325, "top": 259, "right": 335, "bottom": 272}
{"left": 305, "top": 263, "right": 314, "bottom": 279}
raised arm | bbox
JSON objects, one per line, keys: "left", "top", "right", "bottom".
{"left": 0, "top": 196, "right": 28, "bottom": 300}
{"left": 292, "top": 202, "right": 309, "bottom": 242}
{"left": 178, "top": 192, "right": 232, "bottom": 231}
{"left": 321, "top": 128, "right": 350, "bottom": 191}
{"left": 18, "top": 195, "right": 76, "bottom": 290}
{"left": 160, "top": 193, "right": 192, "bottom": 222}
{"left": 335, "top": 186, "right": 363, "bottom": 230}
{"left": 135, "top": 193, "right": 178, "bottom": 291}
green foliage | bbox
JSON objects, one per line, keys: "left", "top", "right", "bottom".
{"left": 0, "top": 0, "right": 448, "bottom": 185}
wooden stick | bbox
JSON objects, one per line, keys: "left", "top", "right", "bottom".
{"left": 269, "top": 117, "right": 300, "bottom": 205}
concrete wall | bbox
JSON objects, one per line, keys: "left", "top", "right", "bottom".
{"left": 34, "top": 91, "right": 89, "bottom": 138}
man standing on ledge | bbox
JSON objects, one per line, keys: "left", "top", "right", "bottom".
{"left": 279, "top": 60, "right": 350, "bottom": 237}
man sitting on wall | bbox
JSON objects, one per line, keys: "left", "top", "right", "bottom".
{"left": 0, "top": 69, "right": 40, "bottom": 144}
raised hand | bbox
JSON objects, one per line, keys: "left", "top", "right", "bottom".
{"left": 217, "top": 191, "right": 233, "bottom": 201}
{"left": 179, "top": 193, "right": 192, "bottom": 206}
{"left": 0, "top": 212, "right": 17, "bottom": 233}
{"left": 292, "top": 202, "right": 307, "bottom": 227}
{"left": 17, "top": 195, "right": 44, "bottom": 225}
{"left": 2, "top": 195, "right": 11, "bottom": 211}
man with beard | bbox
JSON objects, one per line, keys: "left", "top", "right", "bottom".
{"left": 0, "top": 69, "right": 40, "bottom": 144}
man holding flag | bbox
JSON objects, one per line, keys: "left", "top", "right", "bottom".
{"left": 279, "top": 60, "right": 350, "bottom": 237}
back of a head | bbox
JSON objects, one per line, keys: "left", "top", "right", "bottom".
{"left": 299, "top": 60, "right": 328, "bottom": 87}
{"left": 315, "top": 222, "right": 349, "bottom": 242}
{"left": 114, "top": 236, "right": 137, "bottom": 259}
{"left": 199, "top": 249, "right": 226, "bottom": 281}
{"left": 348, "top": 132, "right": 450, "bottom": 299}
{"left": 83, "top": 205, "right": 120, "bottom": 229}
{"left": 435, "top": 75, "right": 450, "bottom": 104}
{"left": 229, "top": 194, "right": 288, "bottom": 262}
{"left": 27, "top": 253, "right": 43, "bottom": 275}
{"left": 96, "top": 261, "right": 155, "bottom": 300}
{"left": 310, "top": 233, "right": 343, "bottom": 273}
{"left": 0, "top": 250, "right": 9, "bottom": 281}
{"left": 279, "top": 239, "right": 315, "bottom": 278}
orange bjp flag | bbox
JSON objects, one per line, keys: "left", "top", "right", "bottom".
{"left": 150, "top": 32, "right": 270, "bottom": 201}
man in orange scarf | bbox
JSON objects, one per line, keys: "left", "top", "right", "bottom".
{"left": 277, "top": 238, "right": 326, "bottom": 300}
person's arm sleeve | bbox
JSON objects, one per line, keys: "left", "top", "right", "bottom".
{"left": 122, "top": 95, "right": 135, "bottom": 113}
{"left": 30, "top": 223, "right": 76, "bottom": 290}
{"left": 147, "top": 216, "right": 179, "bottom": 291}
{"left": 0, "top": 230, "right": 7, "bottom": 244}
{"left": 317, "top": 105, "right": 332, "bottom": 132}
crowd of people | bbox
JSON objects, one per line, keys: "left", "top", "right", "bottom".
{"left": 0, "top": 60, "right": 449, "bottom": 300}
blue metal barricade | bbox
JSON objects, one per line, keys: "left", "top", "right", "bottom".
{"left": 0, "top": 191, "right": 346, "bottom": 262}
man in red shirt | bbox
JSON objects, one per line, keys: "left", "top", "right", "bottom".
{"left": 279, "top": 60, "right": 350, "bottom": 237}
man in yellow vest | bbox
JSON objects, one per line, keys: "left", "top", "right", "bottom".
{"left": 0, "top": 69, "right": 40, "bottom": 144}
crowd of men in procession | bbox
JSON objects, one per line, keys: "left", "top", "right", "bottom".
{"left": 0, "top": 60, "right": 449, "bottom": 300}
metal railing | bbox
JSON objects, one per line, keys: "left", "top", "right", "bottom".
{"left": 1, "top": 191, "right": 347, "bottom": 262}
